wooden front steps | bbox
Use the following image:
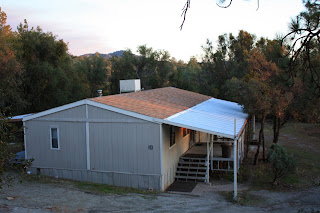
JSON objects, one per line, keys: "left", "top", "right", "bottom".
{"left": 175, "top": 155, "right": 208, "bottom": 182}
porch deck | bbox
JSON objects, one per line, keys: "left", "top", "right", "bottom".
{"left": 182, "top": 142, "right": 235, "bottom": 172}
{"left": 183, "top": 142, "right": 234, "bottom": 161}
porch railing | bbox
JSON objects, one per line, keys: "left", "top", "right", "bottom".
{"left": 210, "top": 157, "right": 234, "bottom": 172}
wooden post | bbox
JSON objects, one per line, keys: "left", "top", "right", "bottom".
{"left": 234, "top": 119, "right": 237, "bottom": 200}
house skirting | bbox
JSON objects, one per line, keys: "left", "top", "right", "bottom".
{"left": 28, "top": 167, "right": 162, "bottom": 191}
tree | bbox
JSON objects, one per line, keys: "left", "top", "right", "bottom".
{"left": 282, "top": 0, "right": 320, "bottom": 95}
{"left": 225, "top": 48, "right": 289, "bottom": 164}
{"left": 201, "top": 31, "right": 256, "bottom": 98}
{"left": 278, "top": 0, "right": 320, "bottom": 123}
{"left": 75, "top": 53, "right": 110, "bottom": 97}
{"left": 135, "top": 45, "right": 173, "bottom": 89}
{"left": 0, "top": 115, "right": 16, "bottom": 188}
{"left": 169, "top": 58, "right": 187, "bottom": 89}
{"left": 201, "top": 38, "right": 229, "bottom": 97}
{"left": 0, "top": 8, "right": 25, "bottom": 115}
{"left": 248, "top": 48, "right": 293, "bottom": 144}
{"left": 268, "top": 144, "right": 296, "bottom": 183}
{"left": 109, "top": 49, "right": 137, "bottom": 94}
{"left": 109, "top": 45, "right": 173, "bottom": 94}
{"left": 0, "top": 113, "right": 33, "bottom": 188}
{"left": 15, "top": 20, "right": 85, "bottom": 113}
{"left": 226, "top": 77, "right": 271, "bottom": 164}
{"left": 184, "top": 57, "right": 201, "bottom": 91}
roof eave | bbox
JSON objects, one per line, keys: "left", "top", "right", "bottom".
{"left": 22, "top": 100, "right": 88, "bottom": 122}
{"left": 22, "top": 98, "right": 247, "bottom": 140}
{"left": 22, "top": 99, "right": 163, "bottom": 125}
{"left": 161, "top": 119, "right": 235, "bottom": 139}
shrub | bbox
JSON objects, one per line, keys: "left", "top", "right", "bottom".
{"left": 268, "top": 144, "right": 296, "bottom": 183}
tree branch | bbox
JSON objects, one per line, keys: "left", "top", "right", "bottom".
{"left": 180, "top": 0, "right": 261, "bottom": 30}
{"left": 216, "top": 0, "right": 233, "bottom": 8}
{"left": 180, "top": 0, "right": 190, "bottom": 30}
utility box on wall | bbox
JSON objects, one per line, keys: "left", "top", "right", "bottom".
{"left": 120, "top": 79, "right": 141, "bottom": 93}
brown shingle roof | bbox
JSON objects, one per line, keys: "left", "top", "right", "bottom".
{"left": 90, "top": 87, "right": 211, "bottom": 119}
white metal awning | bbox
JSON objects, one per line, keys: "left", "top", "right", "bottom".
{"left": 165, "top": 98, "right": 248, "bottom": 139}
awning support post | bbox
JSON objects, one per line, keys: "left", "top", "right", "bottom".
{"left": 210, "top": 134, "right": 213, "bottom": 170}
{"left": 206, "top": 133, "right": 210, "bottom": 184}
{"left": 234, "top": 119, "right": 237, "bottom": 200}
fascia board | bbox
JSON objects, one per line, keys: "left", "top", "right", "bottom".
{"left": 161, "top": 119, "right": 234, "bottom": 139}
{"left": 22, "top": 100, "right": 87, "bottom": 121}
{"left": 22, "top": 99, "right": 163, "bottom": 124}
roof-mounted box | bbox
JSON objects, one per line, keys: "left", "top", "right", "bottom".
{"left": 120, "top": 79, "right": 141, "bottom": 93}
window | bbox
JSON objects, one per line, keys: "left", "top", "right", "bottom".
{"left": 170, "top": 126, "right": 175, "bottom": 147}
{"left": 50, "top": 127, "right": 59, "bottom": 150}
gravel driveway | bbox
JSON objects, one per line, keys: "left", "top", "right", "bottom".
{"left": 1, "top": 180, "right": 320, "bottom": 213}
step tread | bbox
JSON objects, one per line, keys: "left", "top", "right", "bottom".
{"left": 175, "top": 175, "right": 207, "bottom": 180}
{"left": 178, "top": 161, "right": 208, "bottom": 165}
{"left": 176, "top": 171, "right": 207, "bottom": 175}
{"left": 177, "top": 166, "right": 208, "bottom": 170}
{"left": 180, "top": 157, "right": 207, "bottom": 161}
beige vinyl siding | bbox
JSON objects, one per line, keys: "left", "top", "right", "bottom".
{"left": 161, "top": 124, "right": 190, "bottom": 190}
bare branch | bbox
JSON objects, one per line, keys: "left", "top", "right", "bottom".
{"left": 180, "top": 0, "right": 190, "bottom": 30}
{"left": 180, "top": 0, "right": 261, "bottom": 30}
{"left": 216, "top": 0, "right": 233, "bottom": 8}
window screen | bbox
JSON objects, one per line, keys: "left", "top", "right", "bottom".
{"left": 51, "top": 128, "right": 59, "bottom": 149}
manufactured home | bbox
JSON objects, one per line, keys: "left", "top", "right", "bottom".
{"left": 23, "top": 86, "right": 249, "bottom": 192}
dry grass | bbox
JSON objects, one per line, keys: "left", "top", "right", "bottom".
{"left": 243, "top": 121, "right": 320, "bottom": 190}
{"left": 216, "top": 120, "right": 320, "bottom": 193}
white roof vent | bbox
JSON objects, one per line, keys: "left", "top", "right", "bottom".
{"left": 120, "top": 79, "right": 141, "bottom": 93}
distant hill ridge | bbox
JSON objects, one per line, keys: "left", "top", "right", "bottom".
{"left": 80, "top": 50, "right": 124, "bottom": 59}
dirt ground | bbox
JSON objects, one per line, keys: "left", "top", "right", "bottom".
{"left": 1, "top": 121, "right": 320, "bottom": 212}
{"left": 0, "top": 180, "right": 319, "bottom": 213}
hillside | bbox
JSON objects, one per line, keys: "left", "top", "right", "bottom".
{"left": 80, "top": 50, "right": 124, "bottom": 59}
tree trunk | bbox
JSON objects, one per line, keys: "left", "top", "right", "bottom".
{"left": 272, "top": 116, "right": 281, "bottom": 143}
{"left": 245, "top": 116, "right": 252, "bottom": 159}
{"left": 273, "top": 116, "right": 276, "bottom": 142}
{"left": 262, "top": 125, "right": 265, "bottom": 161}
{"left": 254, "top": 113, "right": 265, "bottom": 165}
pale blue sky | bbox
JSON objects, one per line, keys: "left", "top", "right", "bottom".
{"left": 1, "top": 0, "right": 305, "bottom": 61}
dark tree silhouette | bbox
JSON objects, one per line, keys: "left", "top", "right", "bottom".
{"left": 281, "top": 0, "right": 320, "bottom": 95}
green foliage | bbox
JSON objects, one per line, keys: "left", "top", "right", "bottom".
{"left": 109, "top": 49, "right": 137, "bottom": 94}
{"left": 109, "top": 45, "right": 174, "bottom": 94}
{"left": 268, "top": 144, "right": 296, "bottom": 183}
{"left": 282, "top": 0, "right": 320, "bottom": 122}
{"left": 15, "top": 21, "right": 88, "bottom": 113}
{"left": 0, "top": 114, "right": 33, "bottom": 189}
{"left": 135, "top": 45, "right": 172, "bottom": 89}
{"left": 74, "top": 53, "right": 109, "bottom": 97}
{"left": 0, "top": 8, "right": 25, "bottom": 115}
